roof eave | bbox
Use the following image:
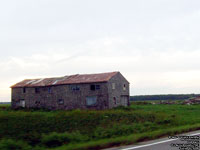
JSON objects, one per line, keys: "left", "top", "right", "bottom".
{"left": 11, "top": 81, "right": 108, "bottom": 88}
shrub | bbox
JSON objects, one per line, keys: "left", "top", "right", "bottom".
{"left": 0, "top": 139, "right": 32, "bottom": 150}
{"left": 22, "top": 132, "right": 41, "bottom": 145}
{"left": 113, "top": 106, "right": 133, "bottom": 111}
{"left": 94, "top": 124, "right": 142, "bottom": 139}
{"left": 41, "top": 132, "right": 88, "bottom": 148}
{"left": 134, "top": 101, "right": 152, "bottom": 105}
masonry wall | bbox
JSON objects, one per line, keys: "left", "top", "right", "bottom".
{"left": 11, "top": 82, "right": 109, "bottom": 110}
{"left": 107, "top": 72, "right": 130, "bottom": 108}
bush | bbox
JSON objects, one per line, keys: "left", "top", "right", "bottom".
{"left": 113, "top": 106, "right": 133, "bottom": 111}
{"left": 41, "top": 132, "right": 88, "bottom": 148}
{"left": 0, "top": 139, "right": 32, "bottom": 150}
{"left": 134, "top": 101, "right": 152, "bottom": 105}
{"left": 94, "top": 124, "right": 144, "bottom": 139}
{"left": 22, "top": 132, "right": 41, "bottom": 145}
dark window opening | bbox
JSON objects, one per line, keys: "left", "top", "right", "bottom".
{"left": 16, "top": 101, "right": 20, "bottom": 106}
{"left": 35, "top": 88, "right": 40, "bottom": 93}
{"left": 90, "top": 85, "right": 95, "bottom": 91}
{"left": 123, "top": 84, "right": 126, "bottom": 90}
{"left": 113, "top": 97, "right": 117, "bottom": 105}
{"left": 23, "top": 88, "right": 26, "bottom": 93}
{"left": 35, "top": 101, "right": 40, "bottom": 105}
{"left": 58, "top": 99, "right": 64, "bottom": 105}
{"left": 90, "top": 85, "right": 100, "bottom": 91}
{"left": 96, "top": 85, "right": 100, "bottom": 90}
{"left": 48, "top": 87, "right": 52, "bottom": 93}
{"left": 71, "top": 85, "right": 80, "bottom": 91}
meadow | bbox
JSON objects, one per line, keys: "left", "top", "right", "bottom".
{"left": 1, "top": 103, "right": 200, "bottom": 150}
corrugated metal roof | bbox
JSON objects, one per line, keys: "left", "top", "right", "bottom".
{"left": 11, "top": 72, "right": 119, "bottom": 88}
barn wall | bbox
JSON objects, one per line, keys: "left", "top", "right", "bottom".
{"left": 107, "top": 72, "right": 130, "bottom": 108}
{"left": 11, "top": 82, "right": 109, "bottom": 110}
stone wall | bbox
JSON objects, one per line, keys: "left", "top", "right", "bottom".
{"left": 107, "top": 72, "right": 130, "bottom": 108}
{"left": 12, "top": 82, "right": 109, "bottom": 110}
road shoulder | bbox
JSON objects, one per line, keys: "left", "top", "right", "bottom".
{"left": 104, "top": 129, "right": 200, "bottom": 150}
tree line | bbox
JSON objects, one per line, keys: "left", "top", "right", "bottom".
{"left": 130, "top": 94, "right": 200, "bottom": 101}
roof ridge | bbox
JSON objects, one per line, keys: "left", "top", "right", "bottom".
{"left": 77, "top": 71, "right": 119, "bottom": 76}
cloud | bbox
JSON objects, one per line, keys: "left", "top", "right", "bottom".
{"left": 1, "top": 43, "right": 200, "bottom": 101}
{"left": 1, "top": 0, "right": 200, "bottom": 101}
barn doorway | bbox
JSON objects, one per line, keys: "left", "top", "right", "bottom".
{"left": 120, "top": 96, "right": 128, "bottom": 106}
{"left": 20, "top": 99, "right": 25, "bottom": 107}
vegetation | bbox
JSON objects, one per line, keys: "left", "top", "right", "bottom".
{"left": 130, "top": 94, "right": 199, "bottom": 101}
{"left": 1, "top": 103, "right": 200, "bottom": 149}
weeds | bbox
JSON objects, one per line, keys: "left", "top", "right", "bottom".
{"left": 0, "top": 139, "right": 32, "bottom": 150}
{"left": 41, "top": 132, "right": 88, "bottom": 148}
{"left": 0, "top": 104, "right": 200, "bottom": 149}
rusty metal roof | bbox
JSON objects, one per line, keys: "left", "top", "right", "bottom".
{"left": 11, "top": 72, "right": 119, "bottom": 88}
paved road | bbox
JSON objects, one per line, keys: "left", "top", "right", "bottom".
{"left": 105, "top": 130, "right": 200, "bottom": 150}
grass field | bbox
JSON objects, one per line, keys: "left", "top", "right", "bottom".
{"left": 1, "top": 103, "right": 200, "bottom": 150}
{"left": 0, "top": 104, "right": 10, "bottom": 107}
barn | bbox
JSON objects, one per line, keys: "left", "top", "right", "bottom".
{"left": 11, "top": 71, "right": 130, "bottom": 110}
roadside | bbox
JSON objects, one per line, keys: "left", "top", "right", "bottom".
{"left": 54, "top": 124, "right": 200, "bottom": 150}
{"left": 104, "top": 129, "right": 200, "bottom": 150}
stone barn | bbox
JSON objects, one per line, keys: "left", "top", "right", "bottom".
{"left": 11, "top": 71, "right": 130, "bottom": 110}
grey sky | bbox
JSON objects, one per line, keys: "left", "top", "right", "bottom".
{"left": 1, "top": 0, "right": 200, "bottom": 101}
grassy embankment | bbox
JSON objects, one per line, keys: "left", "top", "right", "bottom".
{"left": 1, "top": 103, "right": 200, "bottom": 150}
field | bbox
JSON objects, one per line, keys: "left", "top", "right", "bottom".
{"left": 1, "top": 103, "right": 200, "bottom": 150}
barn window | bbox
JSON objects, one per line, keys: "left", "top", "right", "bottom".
{"left": 86, "top": 96, "right": 97, "bottom": 106}
{"left": 112, "top": 83, "right": 115, "bottom": 90}
{"left": 48, "top": 87, "right": 52, "bottom": 93}
{"left": 96, "top": 85, "right": 100, "bottom": 90}
{"left": 35, "top": 101, "right": 40, "bottom": 105}
{"left": 16, "top": 101, "right": 20, "bottom": 106}
{"left": 20, "top": 99, "right": 25, "bottom": 107}
{"left": 123, "top": 84, "right": 126, "bottom": 91}
{"left": 23, "top": 87, "right": 26, "bottom": 93}
{"left": 90, "top": 85, "right": 100, "bottom": 91}
{"left": 90, "top": 85, "right": 95, "bottom": 91}
{"left": 70, "top": 85, "right": 80, "bottom": 91}
{"left": 113, "top": 97, "right": 117, "bottom": 105}
{"left": 58, "top": 99, "right": 64, "bottom": 105}
{"left": 35, "top": 88, "right": 40, "bottom": 93}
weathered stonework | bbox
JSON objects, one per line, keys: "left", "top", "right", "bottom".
{"left": 108, "top": 72, "right": 130, "bottom": 108}
{"left": 11, "top": 72, "right": 130, "bottom": 110}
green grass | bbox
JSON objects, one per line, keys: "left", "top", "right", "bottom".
{"left": 0, "top": 103, "right": 10, "bottom": 107}
{"left": 1, "top": 104, "right": 200, "bottom": 150}
{"left": 50, "top": 124, "right": 200, "bottom": 150}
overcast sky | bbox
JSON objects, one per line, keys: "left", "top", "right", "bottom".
{"left": 1, "top": 0, "right": 200, "bottom": 101}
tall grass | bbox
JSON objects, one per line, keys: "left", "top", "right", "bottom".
{"left": 1, "top": 104, "right": 200, "bottom": 149}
